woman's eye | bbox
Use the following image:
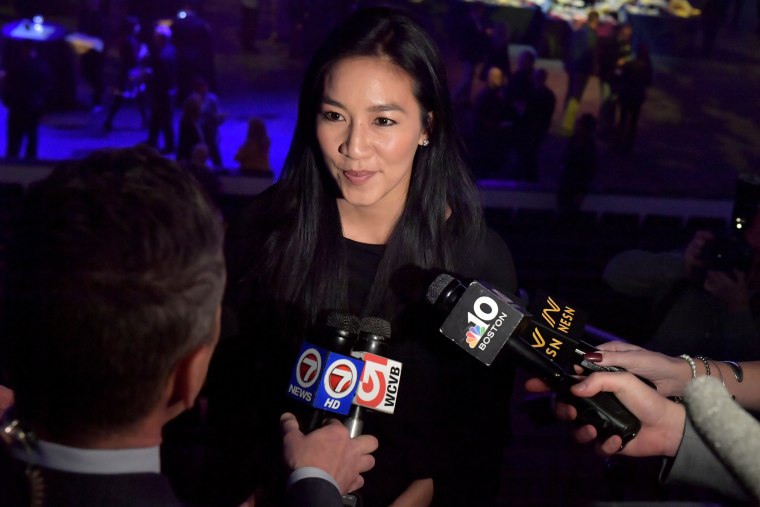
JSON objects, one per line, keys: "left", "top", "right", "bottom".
{"left": 375, "top": 117, "right": 397, "bottom": 127}
{"left": 323, "top": 111, "right": 344, "bottom": 122}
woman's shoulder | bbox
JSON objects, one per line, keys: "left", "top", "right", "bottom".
{"left": 457, "top": 224, "right": 512, "bottom": 259}
{"left": 451, "top": 224, "right": 517, "bottom": 296}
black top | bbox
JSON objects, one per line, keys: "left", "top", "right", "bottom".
{"left": 199, "top": 189, "right": 519, "bottom": 507}
{"left": 345, "top": 238, "right": 384, "bottom": 310}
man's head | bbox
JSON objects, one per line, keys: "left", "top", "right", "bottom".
{"left": 3, "top": 146, "right": 225, "bottom": 444}
{"left": 486, "top": 66, "right": 505, "bottom": 89}
{"left": 587, "top": 11, "right": 600, "bottom": 28}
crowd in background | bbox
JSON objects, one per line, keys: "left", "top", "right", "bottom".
{"left": 1, "top": 0, "right": 756, "bottom": 191}
{"left": 0, "top": 0, "right": 277, "bottom": 178}
{"left": 450, "top": 1, "right": 654, "bottom": 203}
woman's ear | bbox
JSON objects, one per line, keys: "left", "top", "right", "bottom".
{"left": 419, "top": 112, "right": 434, "bottom": 146}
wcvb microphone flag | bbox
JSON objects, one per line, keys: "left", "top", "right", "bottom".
{"left": 353, "top": 352, "right": 402, "bottom": 414}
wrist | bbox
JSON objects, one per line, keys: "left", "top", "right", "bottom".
{"left": 664, "top": 355, "right": 693, "bottom": 397}
{"left": 287, "top": 467, "right": 340, "bottom": 492}
{"left": 662, "top": 403, "right": 687, "bottom": 458}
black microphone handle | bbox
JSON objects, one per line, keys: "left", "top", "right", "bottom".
{"left": 506, "top": 335, "right": 641, "bottom": 445}
{"left": 304, "top": 407, "right": 327, "bottom": 434}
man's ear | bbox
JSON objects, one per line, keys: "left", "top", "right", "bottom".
{"left": 170, "top": 343, "right": 216, "bottom": 410}
{"left": 164, "top": 306, "right": 222, "bottom": 421}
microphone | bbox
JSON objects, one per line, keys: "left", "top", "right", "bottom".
{"left": 343, "top": 317, "right": 402, "bottom": 438}
{"left": 525, "top": 292, "right": 660, "bottom": 391}
{"left": 526, "top": 291, "right": 628, "bottom": 375}
{"left": 685, "top": 376, "right": 760, "bottom": 502}
{"left": 425, "top": 274, "right": 641, "bottom": 445}
{"left": 286, "top": 312, "right": 363, "bottom": 432}
{"left": 528, "top": 291, "right": 588, "bottom": 338}
{"left": 314, "top": 311, "right": 361, "bottom": 355}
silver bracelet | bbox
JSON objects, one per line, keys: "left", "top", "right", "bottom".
{"left": 680, "top": 354, "right": 697, "bottom": 379}
{"left": 723, "top": 360, "right": 744, "bottom": 382}
{"left": 695, "top": 355, "right": 711, "bottom": 376}
{"left": 711, "top": 361, "right": 736, "bottom": 399}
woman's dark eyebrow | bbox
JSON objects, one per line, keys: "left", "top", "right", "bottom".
{"left": 321, "top": 96, "right": 407, "bottom": 114}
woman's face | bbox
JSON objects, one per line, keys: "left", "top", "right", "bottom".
{"left": 316, "top": 56, "right": 428, "bottom": 216}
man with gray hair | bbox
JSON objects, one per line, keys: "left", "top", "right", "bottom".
{"left": 0, "top": 146, "right": 376, "bottom": 506}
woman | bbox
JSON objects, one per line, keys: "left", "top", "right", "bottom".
{"left": 234, "top": 117, "right": 273, "bottom": 177}
{"left": 205, "top": 8, "right": 518, "bottom": 507}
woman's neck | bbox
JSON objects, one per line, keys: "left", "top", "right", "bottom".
{"left": 337, "top": 199, "right": 402, "bottom": 245}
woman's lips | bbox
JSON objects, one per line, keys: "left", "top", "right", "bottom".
{"left": 343, "top": 170, "right": 374, "bottom": 185}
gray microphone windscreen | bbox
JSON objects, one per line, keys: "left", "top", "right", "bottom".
{"left": 685, "top": 376, "right": 760, "bottom": 503}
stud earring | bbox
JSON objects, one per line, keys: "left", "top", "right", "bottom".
{"left": 422, "top": 139, "right": 429, "bottom": 147}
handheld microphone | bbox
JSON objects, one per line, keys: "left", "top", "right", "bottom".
{"left": 525, "top": 293, "right": 624, "bottom": 375}
{"left": 425, "top": 274, "right": 641, "bottom": 445}
{"left": 314, "top": 311, "right": 360, "bottom": 355}
{"left": 311, "top": 348, "right": 365, "bottom": 417}
{"left": 286, "top": 312, "right": 363, "bottom": 431}
{"left": 528, "top": 291, "right": 588, "bottom": 338}
{"left": 343, "top": 317, "right": 402, "bottom": 438}
{"left": 685, "top": 376, "right": 760, "bottom": 502}
{"left": 527, "top": 292, "right": 658, "bottom": 388}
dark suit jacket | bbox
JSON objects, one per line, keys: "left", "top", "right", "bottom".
{"left": 287, "top": 477, "right": 344, "bottom": 507}
{"left": 1, "top": 445, "right": 343, "bottom": 507}
{"left": 0, "top": 448, "right": 183, "bottom": 507}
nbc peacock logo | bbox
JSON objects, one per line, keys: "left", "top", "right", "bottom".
{"left": 465, "top": 324, "right": 486, "bottom": 348}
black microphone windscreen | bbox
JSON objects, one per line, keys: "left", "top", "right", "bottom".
{"left": 426, "top": 273, "right": 455, "bottom": 305}
{"left": 359, "top": 316, "right": 391, "bottom": 339}
{"left": 327, "top": 311, "right": 360, "bottom": 334}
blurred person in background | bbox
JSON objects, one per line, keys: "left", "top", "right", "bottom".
{"left": 616, "top": 43, "right": 652, "bottom": 153}
{"left": 235, "top": 117, "right": 273, "bottom": 178}
{"left": 1, "top": 41, "right": 51, "bottom": 160}
{"left": 145, "top": 24, "right": 177, "bottom": 155}
{"left": 557, "top": 113, "right": 597, "bottom": 216}
{"left": 103, "top": 17, "right": 149, "bottom": 132}
{"left": 604, "top": 209, "right": 760, "bottom": 360}
{"left": 560, "top": 11, "right": 599, "bottom": 135}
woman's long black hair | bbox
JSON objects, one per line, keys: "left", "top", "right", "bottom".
{"left": 253, "top": 7, "right": 483, "bottom": 330}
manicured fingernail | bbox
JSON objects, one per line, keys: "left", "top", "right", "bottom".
{"left": 584, "top": 352, "right": 603, "bottom": 363}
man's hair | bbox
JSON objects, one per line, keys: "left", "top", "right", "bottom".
{"left": 3, "top": 146, "right": 225, "bottom": 441}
